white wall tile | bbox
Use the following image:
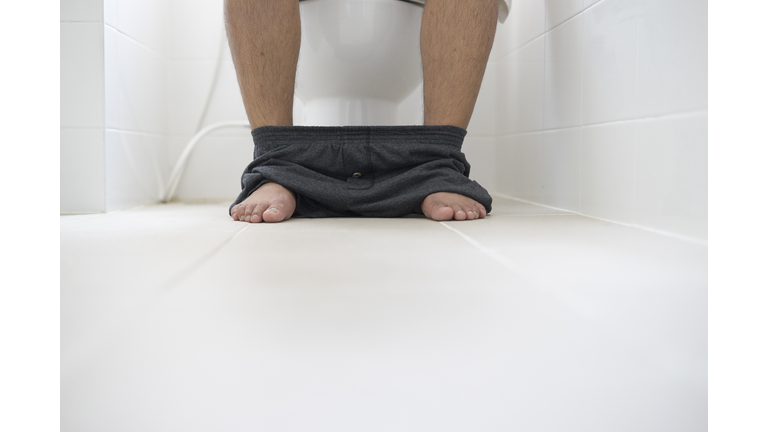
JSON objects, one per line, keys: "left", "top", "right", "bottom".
{"left": 61, "top": 128, "right": 105, "bottom": 213}
{"left": 636, "top": 0, "right": 707, "bottom": 117}
{"left": 495, "top": 136, "right": 518, "bottom": 197}
{"left": 106, "top": 131, "right": 168, "bottom": 211}
{"left": 544, "top": 14, "right": 582, "bottom": 129}
{"left": 508, "top": 0, "right": 546, "bottom": 50}
{"left": 488, "top": 14, "right": 515, "bottom": 62}
{"left": 466, "top": 64, "right": 497, "bottom": 136}
{"left": 104, "top": 26, "right": 119, "bottom": 129}
{"left": 118, "top": 34, "right": 168, "bottom": 134}
{"left": 196, "top": 52, "right": 248, "bottom": 126}
{"left": 172, "top": 133, "right": 254, "bottom": 202}
{"left": 538, "top": 128, "right": 581, "bottom": 210}
{"left": 104, "top": 0, "right": 117, "bottom": 27}
{"left": 170, "top": 0, "right": 223, "bottom": 60}
{"left": 495, "top": 133, "right": 542, "bottom": 201}
{"left": 496, "top": 129, "right": 580, "bottom": 209}
{"left": 61, "top": 22, "right": 104, "bottom": 129}
{"left": 168, "top": 134, "right": 193, "bottom": 171}
{"left": 168, "top": 59, "right": 218, "bottom": 135}
{"left": 582, "top": 0, "right": 637, "bottom": 125}
{"left": 580, "top": 121, "right": 635, "bottom": 221}
{"left": 504, "top": 37, "right": 545, "bottom": 134}
{"left": 61, "top": 0, "right": 103, "bottom": 22}
{"left": 495, "top": 61, "right": 514, "bottom": 135}
{"left": 167, "top": 126, "right": 251, "bottom": 172}
{"left": 492, "top": 0, "right": 706, "bottom": 239}
{"left": 117, "top": 0, "right": 171, "bottom": 56}
{"left": 634, "top": 114, "right": 707, "bottom": 239}
{"left": 544, "top": 0, "right": 584, "bottom": 30}
{"left": 461, "top": 136, "right": 497, "bottom": 192}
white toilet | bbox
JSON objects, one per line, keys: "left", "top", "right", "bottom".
{"left": 295, "top": 0, "right": 424, "bottom": 126}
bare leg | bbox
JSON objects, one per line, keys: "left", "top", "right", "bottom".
{"left": 420, "top": 0, "right": 497, "bottom": 221}
{"left": 225, "top": 0, "right": 299, "bottom": 223}
{"left": 225, "top": 0, "right": 299, "bottom": 129}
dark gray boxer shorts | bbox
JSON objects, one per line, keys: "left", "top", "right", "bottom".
{"left": 230, "top": 125, "right": 492, "bottom": 218}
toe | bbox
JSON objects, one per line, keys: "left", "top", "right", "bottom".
{"left": 262, "top": 207, "right": 281, "bottom": 223}
{"left": 432, "top": 205, "right": 455, "bottom": 221}
{"left": 250, "top": 202, "right": 270, "bottom": 223}
{"left": 262, "top": 201, "right": 290, "bottom": 223}
{"left": 452, "top": 205, "right": 467, "bottom": 221}
{"left": 230, "top": 205, "right": 240, "bottom": 220}
{"left": 477, "top": 204, "right": 487, "bottom": 218}
{"left": 235, "top": 205, "right": 246, "bottom": 222}
{"left": 461, "top": 205, "right": 477, "bottom": 220}
{"left": 243, "top": 203, "right": 257, "bottom": 222}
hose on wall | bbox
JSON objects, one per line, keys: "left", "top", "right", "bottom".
{"left": 161, "top": 121, "right": 250, "bottom": 203}
{"left": 161, "top": 26, "right": 250, "bottom": 203}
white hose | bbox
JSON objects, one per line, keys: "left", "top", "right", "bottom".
{"left": 161, "top": 120, "right": 250, "bottom": 203}
{"left": 160, "top": 26, "right": 251, "bottom": 203}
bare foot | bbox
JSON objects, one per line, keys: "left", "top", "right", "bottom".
{"left": 420, "top": 192, "right": 487, "bottom": 221}
{"left": 230, "top": 182, "right": 296, "bottom": 223}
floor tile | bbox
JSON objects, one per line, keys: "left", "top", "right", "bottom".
{"left": 61, "top": 203, "right": 244, "bottom": 377}
{"left": 442, "top": 202, "right": 707, "bottom": 393}
{"left": 61, "top": 197, "right": 706, "bottom": 431}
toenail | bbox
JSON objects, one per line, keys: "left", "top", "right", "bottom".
{"left": 266, "top": 207, "right": 279, "bottom": 213}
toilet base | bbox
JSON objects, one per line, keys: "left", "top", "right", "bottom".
{"left": 302, "top": 98, "right": 399, "bottom": 126}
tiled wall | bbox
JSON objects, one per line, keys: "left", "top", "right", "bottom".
{"left": 63, "top": 0, "right": 707, "bottom": 238}
{"left": 103, "top": 0, "right": 171, "bottom": 211}
{"left": 61, "top": 0, "right": 174, "bottom": 213}
{"left": 491, "top": 0, "right": 707, "bottom": 240}
{"left": 167, "top": 0, "right": 253, "bottom": 203}
{"left": 61, "top": 0, "right": 106, "bottom": 213}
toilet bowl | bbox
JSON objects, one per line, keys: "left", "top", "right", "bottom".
{"left": 295, "top": 0, "right": 424, "bottom": 126}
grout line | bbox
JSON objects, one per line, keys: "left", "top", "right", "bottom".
{"left": 438, "top": 220, "right": 613, "bottom": 337}
{"left": 495, "top": 110, "right": 708, "bottom": 138}
{"left": 492, "top": 192, "right": 708, "bottom": 246}
{"left": 443, "top": 217, "right": 706, "bottom": 392}
{"left": 106, "top": 128, "right": 168, "bottom": 137}
{"left": 60, "top": 127, "right": 105, "bottom": 131}
{"left": 579, "top": 1, "right": 585, "bottom": 213}
{"left": 439, "top": 220, "right": 616, "bottom": 325}
{"left": 542, "top": 16, "right": 549, "bottom": 139}
{"left": 439, "top": 222, "right": 528, "bottom": 275}
{"left": 59, "top": 213, "right": 105, "bottom": 219}
{"left": 61, "top": 221, "right": 249, "bottom": 382}
{"left": 161, "top": 224, "right": 249, "bottom": 291}
{"left": 491, "top": 192, "right": 578, "bottom": 215}
{"left": 105, "top": 23, "right": 170, "bottom": 61}
{"left": 494, "top": 0, "right": 606, "bottom": 62}
{"left": 631, "top": 0, "right": 640, "bottom": 232}
{"left": 492, "top": 213, "right": 576, "bottom": 216}
{"left": 495, "top": 33, "right": 546, "bottom": 62}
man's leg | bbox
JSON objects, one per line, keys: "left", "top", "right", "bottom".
{"left": 420, "top": 0, "right": 497, "bottom": 221}
{"left": 225, "top": 0, "right": 300, "bottom": 223}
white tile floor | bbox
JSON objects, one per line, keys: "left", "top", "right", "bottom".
{"left": 61, "top": 195, "right": 706, "bottom": 432}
